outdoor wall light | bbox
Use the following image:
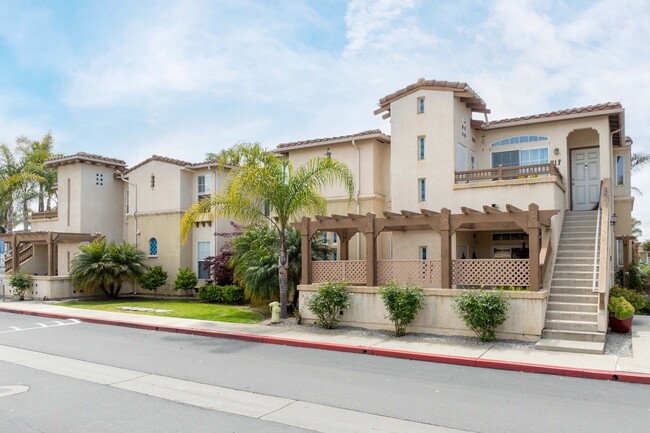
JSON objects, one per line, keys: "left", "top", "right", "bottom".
{"left": 325, "top": 148, "right": 332, "bottom": 159}
{"left": 611, "top": 213, "right": 618, "bottom": 226}
{"left": 554, "top": 147, "right": 560, "bottom": 155}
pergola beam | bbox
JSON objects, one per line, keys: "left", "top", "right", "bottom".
{"left": 482, "top": 205, "right": 502, "bottom": 213}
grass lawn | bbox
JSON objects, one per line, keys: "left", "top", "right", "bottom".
{"left": 58, "top": 298, "right": 265, "bottom": 324}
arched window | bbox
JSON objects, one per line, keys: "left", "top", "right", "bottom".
{"left": 149, "top": 238, "right": 158, "bottom": 256}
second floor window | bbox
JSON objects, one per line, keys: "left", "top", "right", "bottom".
{"left": 492, "top": 147, "right": 548, "bottom": 168}
{"left": 197, "top": 174, "right": 211, "bottom": 201}
{"left": 419, "top": 178, "right": 426, "bottom": 202}
{"left": 418, "top": 136, "right": 425, "bottom": 160}
{"left": 417, "top": 97, "right": 425, "bottom": 114}
{"left": 616, "top": 155, "right": 625, "bottom": 185}
{"left": 419, "top": 246, "right": 427, "bottom": 260}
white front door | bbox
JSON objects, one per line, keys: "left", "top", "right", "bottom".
{"left": 571, "top": 148, "right": 600, "bottom": 211}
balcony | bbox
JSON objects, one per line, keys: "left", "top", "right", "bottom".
{"left": 30, "top": 210, "right": 58, "bottom": 220}
{"left": 455, "top": 162, "right": 563, "bottom": 185}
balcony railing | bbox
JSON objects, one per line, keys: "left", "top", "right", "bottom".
{"left": 31, "top": 210, "right": 58, "bottom": 220}
{"left": 455, "top": 162, "right": 563, "bottom": 184}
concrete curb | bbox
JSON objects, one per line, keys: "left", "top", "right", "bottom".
{"left": 2, "top": 306, "right": 649, "bottom": 385}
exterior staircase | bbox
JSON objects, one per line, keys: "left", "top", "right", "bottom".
{"left": 4, "top": 244, "right": 34, "bottom": 272}
{"left": 535, "top": 211, "right": 606, "bottom": 354}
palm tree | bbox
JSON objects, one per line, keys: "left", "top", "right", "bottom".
{"left": 632, "top": 217, "right": 642, "bottom": 239}
{"left": 70, "top": 239, "right": 147, "bottom": 298}
{"left": 230, "top": 224, "right": 331, "bottom": 304}
{"left": 0, "top": 144, "right": 42, "bottom": 231}
{"left": 17, "top": 132, "right": 59, "bottom": 212}
{"left": 181, "top": 142, "right": 354, "bottom": 318}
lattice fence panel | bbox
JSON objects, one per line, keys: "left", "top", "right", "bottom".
{"left": 311, "top": 261, "right": 366, "bottom": 284}
{"left": 344, "top": 261, "right": 367, "bottom": 284}
{"left": 377, "top": 260, "right": 440, "bottom": 287}
{"left": 452, "top": 259, "right": 530, "bottom": 286}
{"left": 430, "top": 260, "right": 441, "bottom": 287}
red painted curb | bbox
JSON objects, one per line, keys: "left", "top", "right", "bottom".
{"left": 2, "top": 306, "right": 650, "bottom": 385}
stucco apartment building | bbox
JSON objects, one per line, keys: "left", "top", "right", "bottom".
{"left": 1, "top": 78, "right": 635, "bottom": 352}
{"left": 279, "top": 79, "right": 634, "bottom": 352}
{"left": 2, "top": 153, "right": 236, "bottom": 298}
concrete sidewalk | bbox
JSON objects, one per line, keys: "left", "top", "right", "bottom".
{"left": 1, "top": 301, "right": 649, "bottom": 384}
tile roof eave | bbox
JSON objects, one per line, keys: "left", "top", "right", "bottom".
{"left": 45, "top": 152, "right": 127, "bottom": 169}
{"left": 276, "top": 130, "right": 390, "bottom": 151}
{"left": 483, "top": 104, "right": 624, "bottom": 129}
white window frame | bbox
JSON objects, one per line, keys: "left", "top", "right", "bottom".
{"left": 616, "top": 155, "right": 625, "bottom": 186}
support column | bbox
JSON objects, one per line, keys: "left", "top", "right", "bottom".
{"left": 528, "top": 203, "right": 540, "bottom": 291}
{"left": 300, "top": 217, "right": 312, "bottom": 285}
{"left": 47, "top": 232, "right": 54, "bottom": 277}
{"left": 338, "top": 232, "right": 350, "bottom": 261}
{"left": 11, "top": 233, "right": 17, "bottom": 272}
{"left": 365, "top": 213, "right": 376, "bottom": 287}
{"left": 440, "top": 208, "right": 452, "bottom": 289}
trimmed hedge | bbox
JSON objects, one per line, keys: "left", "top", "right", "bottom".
{"left": 198, "top": 285, "right": 245, "bottom": 304}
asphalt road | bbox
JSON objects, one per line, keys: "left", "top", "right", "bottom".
{"left": 1, "top": 312, "right": 649, "bottom": 433}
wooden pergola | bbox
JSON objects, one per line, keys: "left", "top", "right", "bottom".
{"left": 293, "top": 203, "right": 559, "bottom": 290}
{"left": 0, "top": 231, "right": 101, "bottom": 276}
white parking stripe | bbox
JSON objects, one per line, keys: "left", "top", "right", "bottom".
{"left": 0, "top": 319, "right": 81, "bottom": 334}
{"left": 0, "top": 344, "right": 459, "bottom": 433}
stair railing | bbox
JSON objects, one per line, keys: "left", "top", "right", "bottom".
{"left": 592, "top": 181, "right": 603, "bottom": 293}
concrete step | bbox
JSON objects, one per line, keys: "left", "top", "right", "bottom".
{"left": 551, "top": 278, "right": 597, "bottom": 288}
{"left": 550, "top": 286, "right": 598, "bottom": 295}
{"left": 562, "top": 222, "right": 598, "bottom": 229}
{"left": 546, "top": 310, "right": 598, "bottom": 321}
{"left": 554, "top": 257, "right": 595, "bottom": 265}
{"left": 558, "top": 243, "right": 597, "bottom": 251}
{"left": 560, "top": 231, "right": 597, "bottom": 238}
{"left": 553, "top": 264, "right": 598, "bottom": 272}
{"left": 557, "top": 238, "right": 597, "bottom": 245}
{"left": 542, "top": 329, "right": 606, "bottom": 343}
{"left": 547, "top": 301, "right": 598, "bottom": 313}
{"left": 552, "top": 270, "right": 595, "bottom": 279}
{"left": 556, "top": 251, "right": 596, "bottom": 259}
{"left": 549, "top": 293, "right": 599, "bottom": 303}
{"left": 535, "top": 339, "right": 604, "bottom": 354}
{"left": 545, "top": 319, "right": 598, "bottom": 332}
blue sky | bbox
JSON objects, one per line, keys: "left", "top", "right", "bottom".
{"left": 1, "top": 0, "right": 649, "bottom": 236}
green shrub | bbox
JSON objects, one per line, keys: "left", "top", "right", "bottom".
{"left": 139, "top": 266, "right": 168, "bottom": 298}
{"left": 9, "top": 271, "right": 33, "bottom": 301}
{"left": 378, "top": 282, "right": 425, "bottom": 337}
{"left": 639, "top": 300, "right": 650, "bottom": 315}
{"left": 173, "top": 267, "right": 198, "bottom": 298}
{"left": 608, "top": 296, "right": 635, "bottom": 320}
{"left": 198, "top": 285, "right": 245, "bottom": 304}
{"left": 610, "top": 286, "right": 646, "bottom": 313}
{"left": 453, "top": 290, "right": 509, "bottom": 342}
{"left": 306, "top": 282, "right": 351, "bottom": 329}
{"left": 496, "top": 285, "right": 529, "bottom": 291}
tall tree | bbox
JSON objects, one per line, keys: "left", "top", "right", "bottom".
{"left": 181, "top": 142, "right": 354, "bottom": 318}
{"left": 631, "top": 217, "right": 642, "bottom": 238}
{"left": 0, "top": 144, "right": 41, "bottom": 231}
{"left": 230, "top": 224, "right": 331, "bottom": 304}
{"left": 17, "top": 132, "right": 58, "bottom": 213}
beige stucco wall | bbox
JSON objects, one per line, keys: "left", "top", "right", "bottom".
{"left": 390, "top": 90, "right": 456, "bottom": 213}
{"left": 299, "top": 285, "right": 548, "bottom": 341}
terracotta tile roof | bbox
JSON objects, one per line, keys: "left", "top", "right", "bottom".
{"left": 375, "top": 79, "right": 489, "bottom": 117}
{"left": 124, "top": 154, "right": 193, "bottom": 174}
{"left": 485, "top": 102, "right": 623, "bottom": 127}
{"left": 276, "top": 129, "right": 388, "bottom": 150}
{"left": 45, "top": 152, "right": 126, "bottom": 169}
